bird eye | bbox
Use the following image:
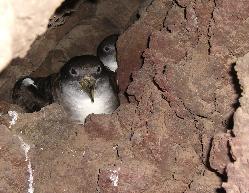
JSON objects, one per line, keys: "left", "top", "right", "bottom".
{"left": 97, "top": 66, "right": 102, "bottom": 73}
{"left": 70, "top": 68, "right": 78, "bottom": 76}
{"left": 104, "top": 46, "right": 110, "bottom": 52}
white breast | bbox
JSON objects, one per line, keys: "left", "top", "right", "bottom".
{"left": 60, "top": 79, "right": 117, "bottom": 123}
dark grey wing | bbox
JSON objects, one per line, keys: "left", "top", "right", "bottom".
{"left": 105, "top": 69, "right": 119, "bottom": 95}
{"left": 103, "top": 68, "right": 120, "bottom": 109}
{"left": 12, "top": 75, "right": 56, "bottom": 112}
{"left": 34, "top": 74, "right": 56, "bottom": 103}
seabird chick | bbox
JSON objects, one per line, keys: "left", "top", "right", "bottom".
{"left": 97, "top": 34, "right": 119, "bottom": 72}
{"left": 53, "top": 55, "right": 119, "bottom": 123}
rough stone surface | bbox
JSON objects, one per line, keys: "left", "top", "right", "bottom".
{"left": 117, "top": 0, "right": 172, "bottom": 93}
{"left": 0, "top": 0, "right": 249, "bottom": 192}
{"left": 0, "top": 0, "right": 63, "bottom": 72}
{"left": 222, "top": 52, "right": 249, "bottom": 193}
{"left": 209, "top": 133, "right": 231, "bottom": 175}
{"left": 0, "top": 124, "right": 31, "bottom": 193}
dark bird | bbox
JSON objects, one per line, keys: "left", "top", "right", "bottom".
{"left": 12, "top": 55, "right": 120, "bottom": 123}
{"left": 12, "top": 75, "right": 55, "bottom": 112}
{"left": 97, "top": 34, "right": 119, "bottom": 72}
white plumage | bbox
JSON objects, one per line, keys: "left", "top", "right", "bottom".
{"left": 61, "top": 78, "right": 117, "bottom": 123}
{"left": 101, "top": 57, "right": 117, "bottom": 72}
{"left": 22, "top": 78, "right": 37, "bottom": 88}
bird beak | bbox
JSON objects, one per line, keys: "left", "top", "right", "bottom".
{"left": 79, "top": 75, "right": 96, "bottom": 103}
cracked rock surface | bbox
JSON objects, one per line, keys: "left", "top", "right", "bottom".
{"left": 219, "top": 53, "right": 249, "bottom": 193}
{"left": 0, "top": 0, "right": 248, "bottom": 192}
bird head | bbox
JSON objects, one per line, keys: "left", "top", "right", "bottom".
{"left": 60, "top": 55, "right": 104, "bottom": 102}
{"left": 97, "top": 34, "right": 119, "bottom": 72}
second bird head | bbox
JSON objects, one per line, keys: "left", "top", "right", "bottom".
{"left": 97, "top": 34, "right": 119, "bottom": 72}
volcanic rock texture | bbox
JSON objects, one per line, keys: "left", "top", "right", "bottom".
{"left": 210, "top": 53, "right": 249, "bottom": 193}
{"left": 226, "top": 54, "right": 249, "bottom": 192}
{"left": 0, "top": 0, "right": 249, "bottom": 192}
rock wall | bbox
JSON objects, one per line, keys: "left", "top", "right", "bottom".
{"left": 0, "top": 0, "right": 249, "bottom": 192}
{"left": 223, "top": 53, "right": 249, "bottom": 192}
{"left": 210, "top": 53, "right": 249, "bottom": 193}
{"left": 0, "top": 0, "right": 63, "bottom": 72}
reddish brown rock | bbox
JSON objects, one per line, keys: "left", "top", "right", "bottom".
{"left": 188, "top": 170, "right": 221, "bottom": 193}
{"left": 222, "top": 53, "right": 249, "bottom": 193}
{"left": 84, "top": 113, "right": 122, "bottom": 140}
{"left": 116, "top": 0, "right": 173, "bottom": 93}
{"left": 0, "top": 125, "right": 30, "bottom": 193}
{"left": 209, "top": 133, "right": 231, "bottom": 174}
{"left": 0, "top": 101, "right": 11, "bottom": 114}
{"left": 98, "top": 161, "right": 160, "bottom": 193}
{"left": 1, "top": 0, "right": 249, "bottom": 192}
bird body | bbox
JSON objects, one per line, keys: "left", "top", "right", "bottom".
{"left": 12, "top": 75, "right": 55, "bottom": 112}
{"left": 13, "top": 33, "right": 120, "bottom": 123}
{"left": 13, "top": 55, "right": 119, "bottom": 124}
{"left": 57, "top": 74, "right": 118, "bottom": 122}
{"left": 55, "top": 55, "right": 119, "bottom": 123}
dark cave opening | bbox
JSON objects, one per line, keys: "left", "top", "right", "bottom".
{"left": 1, "top": 0, "right": 145, "bottom": 106}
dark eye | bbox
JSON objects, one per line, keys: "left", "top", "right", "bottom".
{"left": 104, "top": 46, "right": 110, "bottom": 52}
{"left": 97, "top": 66, "right": 102, "bottom": 73}
{"left": 70, "top": 68, "right": 78, "bottom": 76}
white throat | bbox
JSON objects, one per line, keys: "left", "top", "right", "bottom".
{"left": 101, "top": 56, "right": 117, "bottom": 72}
{"left": 106, "top": 61, "right": 117, "bottom": 72}
{"left": 60, "top": 79, "right": 117, "bottom": 123}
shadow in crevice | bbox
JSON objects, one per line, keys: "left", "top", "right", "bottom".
{"left": 229, "top": 62, "right": 242, "bottom": 102}
{"left": 227, "top": 139, "right": 235, "bottom": 162}
{"left": 225, "top": 63, "right": 242, "bottom": 130}
{"left": 55, "top": 0, "right": 98, "bottom": 15}
{"left": 223, "top": 114, "right": 235, "bottom": 131}
{"left": 55, "top": 0, "right": 81, "bottom": 14}
{"left": 216, "top": 187, "right": 226, "bottom": 193}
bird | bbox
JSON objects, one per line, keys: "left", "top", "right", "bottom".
{"left": 12, "top": 75, "right": 55, "bottom": 112}
{"left": 12, "top": 55, "right": 120, "bottom": 124}
{"left": 53, "top": 55, "right": 119, "bottom": 123}
{"left": 97, "top": 34, "right": 119, "bottom": 72}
